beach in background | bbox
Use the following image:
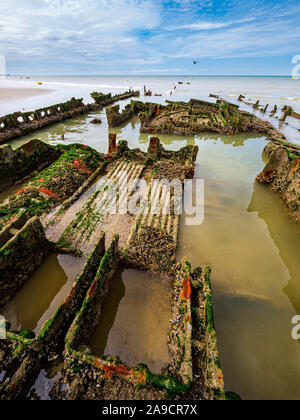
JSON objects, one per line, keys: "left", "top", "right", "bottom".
{"left": 0, "top": 87, "right": 54, "bottom": 104}
{"left": 1, "top": 75, "right": 300, "bottom": 400}
{"left": 1, "top": 75, "right": 300, "bottom": 146}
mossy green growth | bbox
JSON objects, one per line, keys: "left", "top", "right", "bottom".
{"left": 225, "top": 391, "right": 242, "bottom": 401}
{"left": 0, "top": 144, "right": 100, "bottom": 230}
{"left": 134, "top": 364, "right": 191, "bottom": 399}
{"left": 19, "top": 330, "right": 35, "bottom": 339}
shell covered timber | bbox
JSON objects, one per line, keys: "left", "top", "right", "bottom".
{"left": 0, "top": 131, "right": 226, "bottom": 400}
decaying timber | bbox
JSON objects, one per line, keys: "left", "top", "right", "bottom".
{"left": 91, "top": 90, "right": 140, "bottom": 106}
{"left": 105, "top": 97, "right": 300, "bottom": 223}
{"left": 0, "top": 98, "right": 98, "bottom": 144}
{"left": 0, "top": 130, "right": 227, "bottom": 400}
{"left": 256, "top": 139, "right": 300, "bottom": 222}
{"left": 0, "top": 90, "right": 140, "bottom": 144}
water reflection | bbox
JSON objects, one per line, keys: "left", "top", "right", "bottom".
{"left": 248, "top": 182, "right": 300, "bottom": 316}
{"left": 4, "top": 103, "right": 300, "bottom": 399}
{"left": 89, "top": 269, "right": 172, "bottom": 374}
{"left": 177, "top": 135, "right": 300, "bottom": 400}
{"left": 1, "top": 254, "right": 86, "bottom": 334}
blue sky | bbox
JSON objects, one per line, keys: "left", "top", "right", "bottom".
{"left": 0, "top": 0, "right": 299, "bottom": 75}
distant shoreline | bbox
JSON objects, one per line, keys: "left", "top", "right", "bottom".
{"left": 4, "top": 74, "right": 292, "bottom": 78}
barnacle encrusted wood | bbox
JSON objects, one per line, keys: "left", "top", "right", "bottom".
{"left": 256, "top": 139, "right": 300, "bottom": 222}
{"left": 0, "top": 98, "right": 97, "bottom": 144}
{"left": 0, "top": 97, "right": 254, "bottom": 401}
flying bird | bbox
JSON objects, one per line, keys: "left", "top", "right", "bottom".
{"left": 193, "top": 60, "right": 199, "bottom": 65}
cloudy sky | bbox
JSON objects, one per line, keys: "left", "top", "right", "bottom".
{"left": 0, "top": 0, "right": 299, "bottom": 75}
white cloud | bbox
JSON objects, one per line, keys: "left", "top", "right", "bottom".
{"left": 0, "top": 0, "right": 299, "bottom": 74}
{"left": 0, "top": 0, "right": 161, "bottom": 60}
{"left": 167, "top": 18, "right": 255, "bottom": 31}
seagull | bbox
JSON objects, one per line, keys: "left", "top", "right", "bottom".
{"left": 193, "top": 60, "right": 199, "bottom": 65}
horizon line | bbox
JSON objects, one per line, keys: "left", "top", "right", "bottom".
{"left": 3, "top": 74, "right": 293, "bottom": 78}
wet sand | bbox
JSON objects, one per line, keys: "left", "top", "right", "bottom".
{"left": 0, "top": 87, "right": 54, "bottom": 104}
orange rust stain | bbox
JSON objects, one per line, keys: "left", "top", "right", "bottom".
{"left": 107, "top": 146, "right": 117, "bottom": 159}
{"left": 16, "top": 186, "right": 31, "bottom": 195}
{"left": 289, "top": 159, "right": 300, "bottom": 178}
{"left": 88, "top": 279, "right": 97, "bottom": 297}
{"left": 73, "top": 160, "right": 92, "bottom": 175}
{"left": 37, "top": 178, "right": 45, "bottom": 182}
{"left": 63, "top": 285, "right": 76, "bottom": 305}
{"left": 39, "top": 187, "right": 60, "bottom": 199}
{"left": 180, "top": 277, "right": 192, "bottom": 303}
{"left": 24, "top": 141, "right": 33, "bottom": 152}
{"left": 93, "top": 360, "right": 130, "bottom": 379}
{"left": 264, "top": 170, "right": 276, "bottom": 178}
{"left": 150, "top": 137, "right": 157, "bottom": 151}
{"left": 93, "top": 359, "right": 146, "bottom": 384}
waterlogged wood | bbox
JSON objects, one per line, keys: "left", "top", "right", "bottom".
{"left": 0, "top": 104, "right": 229, "bottom": 400}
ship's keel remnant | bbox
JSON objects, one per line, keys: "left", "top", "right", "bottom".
{"left": 134, "top": 98, "right": 285, "bottom": 140}
{"left": 0, "top": 97, "right": 251, "bottom": 400}
{"left": 0, "top": 98, "right": 97, "bottom": 144}
{"left": 0, "top": 91, "right": 140, "bottom": 144}
{"left": 90, "top": 90, "right": 140, "bottom": 107}
{"left": 105, "top": 97, "right": 300, "bottom": 224}
{"left": 0, "top": 134, "right": 226, "bottom": 400}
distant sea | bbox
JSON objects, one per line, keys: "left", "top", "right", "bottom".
{"left": 1, "top": 75, "right": 300, "bottom": 144}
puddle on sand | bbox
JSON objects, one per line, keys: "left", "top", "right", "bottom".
{"left": 1, "top": 254, "right": 86, "bottom": 334}
{"left": 88, "top": 269, "right": 172, "bottom": 375}
{"left": 27, "top": 359, "right": 63, "bottom": 400}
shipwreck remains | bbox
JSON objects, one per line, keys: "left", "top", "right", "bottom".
{"left": 0, "top": 140, "right": 61, "bottom": 194}
{"left": 256, "top": 139, "right": 300, "bottom": 222}
{"left": 106, "top": 101, "right": 144, "bottom": 128}
{"left": 0, "top": 90, "right": 141, "bottom": 145}
{"left": 105, "top": 98, "right": 287, "bottom": 146}
{"left": 280, "top": 105, "right": 300, "bottom": 122}
{"left": 0, "top": 98, "right": 97, "bottom": 144}
{"left": 238, "top": 94, "right": 300, "bottom": 123}
{"left": 0, "top": 141, "right": 103, "bottom": 232}
{"left": 104, "top": 96, "right": 300, "bottom": 224}
{"left": 0, "top": 133, "right": 227, "bottom": 400}
{"left": 90, "top": 90, "right": 140, "bottom": 107}
{"left": 144, "top": 86, "right": 152, "bottom": 97}
{"left": 136, "top": 98, "right": 286, "bottom": 140}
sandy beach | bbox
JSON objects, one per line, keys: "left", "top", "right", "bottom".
{"left": 0, "top": 87, "right": 54, "bottom": 104}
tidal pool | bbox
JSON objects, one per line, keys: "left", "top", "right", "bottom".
{"left": 1, "top": 253, "right": 86, "bottom": 334}
{"left": 88, "top": 269, "right": 172, "bottom": 375}
{"left": 6, "top": 108, "right": 300, "bottom": 400}
{"left": 176, "top": 137, "right": 300, "bottom": 400}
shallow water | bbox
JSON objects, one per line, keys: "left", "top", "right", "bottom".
{"left": 0, "top": 182, "right": 22, "bottom": 204}
{"left": 177, "top": 138, "right": 300, "bottom": 400}
{"left": 2, "top": 75, "right": 300, "bottom": 145}
{"left": 27, "top": 359, "right": 63, "bottom": 400}
{"left": 3, "top": 100, "right": 300, "bottom": 399}
{"left": 1, "top": 253, "right": 86, "bottom": 334}
{"left": 88, "top": 269, "right": 172, "bottom": 375}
